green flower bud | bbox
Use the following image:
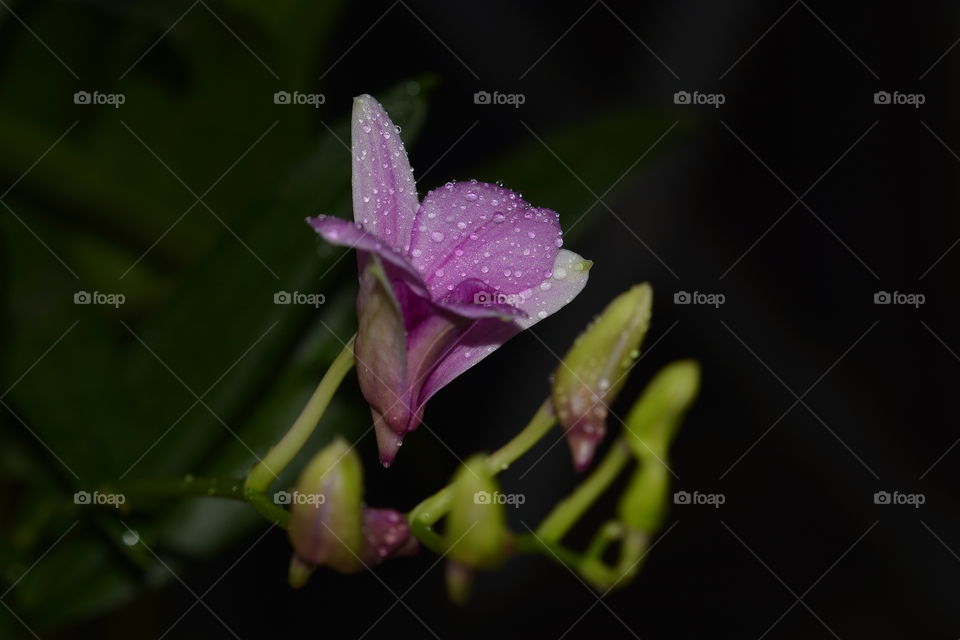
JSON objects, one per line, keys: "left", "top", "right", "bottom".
{"left": 552, "top": 284, "right": 653, "bottom": 471}
{"left": 617, "top": 461, "right": 670, "bottom": 533}
{"left": 623, "top": 360, "right": 700, "bottom": 461}
{"left": 445, "top": 455, "right": 510, "bottom": 569}
{"left": 444, "top": 455, "right": 511, "bottom": 602}
{"left": 287, "top": 437, "right": 365, "bottom": 581}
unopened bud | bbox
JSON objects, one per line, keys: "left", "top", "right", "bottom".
{"left": 287, "top": 438, "right": 365, "bottom": 580}
{"left": 552, "top": 284, "right": 653, "bottom": 471}
{"left": 444, "top": 455, "right": 511, "bottom": 602}
{"left": 623, "top": 360, "right": 700, "bottom": 461}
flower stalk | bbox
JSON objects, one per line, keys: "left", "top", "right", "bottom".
{"left": 244, "top": 336, "right": 356, "bottom": 496}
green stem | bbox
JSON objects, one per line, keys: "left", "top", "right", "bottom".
{"left": 486, "top": 400, "right": 555, "bottom": 471}
{"left": 71, "top": 475, "right": 292, "bottom": 528}
{"left": 536, "top": 438, "right": 633, "bottom": 543}
{"left": 245, "top": 337, "right": 355, "bottom": 495}
{"left": 407, "top": 401, "right": 556, "bottom": 551}
{"left": 514, "top": 533, "right": 585, "bottom": 567}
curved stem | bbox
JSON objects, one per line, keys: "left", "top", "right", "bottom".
{"left": 486, "top": 400, "right": 555, "bottom": 471}
{"left": 407, "top": 401, "right": 556, "bottom": 549}
{"left": 514, "top": 532, "right": 585, "bottom": 567}
{"left": 245, "top": 337, "right": 356, "bottom": 495}
{"left": 536, "top": 438, "right": 632, "bottom": 543}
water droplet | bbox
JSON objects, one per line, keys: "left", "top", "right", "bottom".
{"left": 362, "top": 196, "right": 370, "bottom": 203}
{"left": 493, "top": 213, "right": 505, "bottom": 223}
{"left": 362, "top": 124, "right": 372, "bottom": 133}
{"left": 411, "top": 248, "right": 422, "bottom": 257}
{"left": 431, "top": 231, "right": 445, "bottom": 242}
{"left": 537, "top": 310, "right": 548, "bottom": 319}
{"left": 554, "top": 267, "right": 568, "bottom": 280}
{"left": 122, "top": 530, "right": 139, "bottom": 546}
{"left": 464, "top": 191, "right": 478, "bottom": 201}
{"left": 540, "top": 282, "right": 552, "bottom": 291}
{"left": 480, "top": 265, "right": 489, "bottom": 273}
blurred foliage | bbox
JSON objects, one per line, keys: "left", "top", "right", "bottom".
{"left": 0, "top": 0, "right": 676, "bottom": 633}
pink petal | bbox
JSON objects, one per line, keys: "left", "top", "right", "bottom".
{"left": 307, "top": 215, "right": 428, "bottom": 297}
{"left": 416, "top": 249, "right": 592, "bottom": 410}
{"left": 432, "top": 278, "right": 527, "bottom": 321}
{"left": 352, "top": 94, "right": 419, "bottom": 252}
{"left": 408, "top": 181, "right": 563, "bottom": 300}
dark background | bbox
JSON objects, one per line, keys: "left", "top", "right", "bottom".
{"left": 1, "top": 1, "right": 956, "bottom": 638}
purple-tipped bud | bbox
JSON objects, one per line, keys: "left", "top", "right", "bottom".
{"left": 552, "top": 284, "right": 653, "bottom": 471}
{"left": 287, "top": 438, "right": 365, "bottom": 580}
{"left": 286, "top": 440, "right": 421, "bottom": 587}
{"left": 362, "top": 507, "right": 419, "bottom": 566}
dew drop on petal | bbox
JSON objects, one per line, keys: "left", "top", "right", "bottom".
{"left": 431, "top": 231, "right": 445, "bottom": 242}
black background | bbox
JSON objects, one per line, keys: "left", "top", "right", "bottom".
{"left": 2, "top": 1, "right": 957, "bottom": 638}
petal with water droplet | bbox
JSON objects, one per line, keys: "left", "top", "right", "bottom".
{"left": 307, "top": 215, "right": 429, "bottom": 298}
{"left": 352, "top": 94, "right": 419, "bottom": 251}
{"left": 415, "top": 249, "right": 591, "bottom": 412}
{"left": 407, "top": 181, "right": 562, "bottom": 298}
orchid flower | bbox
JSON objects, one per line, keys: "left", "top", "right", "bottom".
{"left": 308, "top": 95, "right": 591, "bottom": 466}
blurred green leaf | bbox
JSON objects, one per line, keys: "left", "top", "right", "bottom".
{"left": 0, "top": 77, "right": 432, "bottom": 631}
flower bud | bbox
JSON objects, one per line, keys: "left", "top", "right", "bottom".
{"left": 617, "top": 461, "right": 670, "bottom": 533}
{"left": 552, "top": 284, "right": 653, "bottom": 471}
{"left": 444, "top": 455, "right": 511, "bottom": 602}
{"left": 287, "top": 438, "right": 365, "bottom": 582}
{"left": 622, "top": 360, "right": 700, "bottom": 461}
{"left": 362, "top": 508, "right": 419, "bottom": 566}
